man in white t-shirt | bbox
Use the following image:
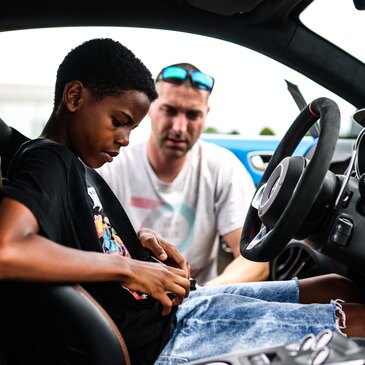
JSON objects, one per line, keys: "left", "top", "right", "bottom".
{"left": 97, "top": 63, "right": 269, "bottom": 285}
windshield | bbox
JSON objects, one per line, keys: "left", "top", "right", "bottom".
{"left": 301, "top": 0, "right": 365, "bottom": 64}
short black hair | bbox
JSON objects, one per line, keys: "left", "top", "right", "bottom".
{"left": 54, "top": 38, "right": 158, "bottom": 108}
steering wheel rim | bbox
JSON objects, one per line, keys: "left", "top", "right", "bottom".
{"left": 240, "top": 97, "right": 341, "bottom": 262}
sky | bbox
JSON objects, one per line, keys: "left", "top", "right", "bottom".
{"left": 0, "top": 0, "right": 362, "bottom": 141}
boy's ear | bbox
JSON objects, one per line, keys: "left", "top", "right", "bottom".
{"left": 63, "top": 81, "right": 83, "bottom": 111}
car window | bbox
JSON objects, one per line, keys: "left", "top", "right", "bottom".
{"left": 0, "top": 26, "right": 356, "bottom": 141}
{"left": 300, "top": 0, "right": 365, "bottom": 64}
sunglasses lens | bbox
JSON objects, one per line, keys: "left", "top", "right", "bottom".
{"left": 191, "top": 71, "right": 214, "bottom": 91}
{"left": 159, "top": 66, "right": 214, "bottom": 92}
{"left": 161, "top": 66, "right": 188, "bottom": 83}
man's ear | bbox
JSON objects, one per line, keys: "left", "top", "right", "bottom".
{"left": 63, "top": 81, "right": 83, "bottom": 111}
{"left": 147, "top": 100, "right": 156, "bottom": 119}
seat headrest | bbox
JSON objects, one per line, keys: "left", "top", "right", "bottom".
{"left": 0, "top": 118, "right": 12, "bottom": 154}
{"left": 0, "top": 118, "right": 30, "bottom": 177}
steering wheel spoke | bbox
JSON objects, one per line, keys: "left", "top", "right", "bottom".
{"left": 251, "top": 183, "right": 266, "bottom": 209}
{"left": 246, "top": 226, "right": 270, "bottom": 250}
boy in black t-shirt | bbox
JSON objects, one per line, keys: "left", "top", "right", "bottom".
{"left": 0, "top": 38, "right": 191, "bottom": 364}
{"left": 2, "top": 38, "right": 365, "bottom": 365}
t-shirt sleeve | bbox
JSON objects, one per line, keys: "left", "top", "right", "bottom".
{"left": 1, "top": 146, "right": 70, "bottom": 239}
{"left": 214, "top": 147, "right": 256, "bottom": 236}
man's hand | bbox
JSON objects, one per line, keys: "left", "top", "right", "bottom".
{"left": 205, "top": 229, "right": 270, "bottom": 285}
{"left": 137, "top": 228, "right": 191, "bottom": 279}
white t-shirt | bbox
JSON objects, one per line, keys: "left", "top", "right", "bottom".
{"left": 97, "top": 140, "right": 255, "bottom": 282}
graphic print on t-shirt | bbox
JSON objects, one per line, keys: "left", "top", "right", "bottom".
{"left": 130, "top": 196, "right": 195, "bottom": 252}
{"left": 87, "top": 184, "right": 147, "bottom": 300}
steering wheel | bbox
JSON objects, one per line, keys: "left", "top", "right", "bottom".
{"left": 240, "top": 97, "right": 340, "bottom": 262}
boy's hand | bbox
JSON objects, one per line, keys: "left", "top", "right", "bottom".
{"left": 137, "top": 228, "right": 191, "bottom": 279}
{"left": 125, "top": 258, "right": 190, "bottom": 316}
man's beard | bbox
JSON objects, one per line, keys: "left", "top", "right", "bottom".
{"left": 159, "top": 133, "right": 192, "bottom": 159}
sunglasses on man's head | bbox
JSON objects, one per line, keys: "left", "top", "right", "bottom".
{"left": 157, "top": 66, "right": 215, "bottom": 92}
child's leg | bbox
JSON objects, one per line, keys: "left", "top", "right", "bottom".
{"left": 193, "top": 278, "right": 300, "bottom": 303}
{"left": 299, "top": 274, "right": 365, "bottom": 304}
{"left": 156, "top": 291, "right": 338, "bottom": 364}
{"left": 341, "top": 302, "right": 365, "bottom": 337}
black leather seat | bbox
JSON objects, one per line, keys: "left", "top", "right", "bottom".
{"left": 0, "top": 117, "right": 29, "bottom": 178}
{"left": 0, "top": 118, "right": 130, "bottom": 365}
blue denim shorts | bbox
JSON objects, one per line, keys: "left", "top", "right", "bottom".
{"left": 155, "top": 278, "right": 340, "bottom": 364}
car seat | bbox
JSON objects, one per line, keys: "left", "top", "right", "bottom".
{"left": 0, "top": 118, "right": 130, "bottom": 365}
{"left": 0, "top": 117, "right": 29, "bottom": 178}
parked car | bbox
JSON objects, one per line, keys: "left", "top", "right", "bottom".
{"left": 201, "top": 133, "right": 317, "bottom": 186}
{"left": 1, "top": 0, "right": 365, "bottom": 363}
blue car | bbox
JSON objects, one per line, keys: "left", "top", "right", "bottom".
{"left": 201, "top": 134, "right": 317, "bottom": 186}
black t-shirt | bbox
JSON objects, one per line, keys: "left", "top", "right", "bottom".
{"left": 0, "top": 139, "right": 176, "bottom": 365}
